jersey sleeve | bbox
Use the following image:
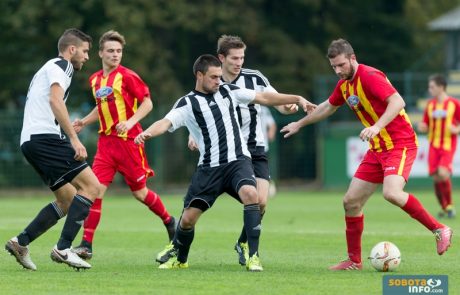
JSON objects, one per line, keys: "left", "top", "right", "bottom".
{"left": 222, "top": 83, "right": 256, "bottom": 105}
{"left": 47, "top": 63, "right": 69, "bottom": 90}
{"left": 422, "top": 101, "right": 430, "bottom": 125}
{"left": 125, "top": 70, "right": 150, "bottom": 103}
{"left": 164, "top": 97, "right": 189, "bottom": 132}
{"left": 362, "top": 70, "right": 397, "bottom": 102}
{"left": 328, "top": 81, "right": 345, "bottom": 106}
{"left": 454, "top": 99, "right": 460, "bottom": 123}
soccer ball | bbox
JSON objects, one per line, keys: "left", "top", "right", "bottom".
{"left": 368, "top": 241, "right": 401, "bottom": 272}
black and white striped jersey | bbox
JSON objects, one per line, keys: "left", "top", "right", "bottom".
{"left": 165, "top": 84, "right": 256, "bottom": 168}
{"left": 20, "top": 57, "right": 74, "bottom": 145}
{"left": 224, "top": 68, "right": 277, "bottom": 154}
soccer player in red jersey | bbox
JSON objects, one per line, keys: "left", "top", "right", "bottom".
{"left": 281, "top": 39, "right": 453, "bottom": 270}
{"left": 71, "top": 31, "right": 176, "bottom": 259}
{"left": 418, "top": 74, "right": 460, "bottom": 218}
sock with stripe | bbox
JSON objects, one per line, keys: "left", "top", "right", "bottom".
{"left": 345, "top": 215, "right": 364, "bottom": 263}
{"left": 238, "top": 210, "right": 265, "bottom": 244}
{"left": 81, "top": 198, "right": 103, "bottom": 245}
{"left": 144, "top": 190, "right": 171, "bottom": 224}
{"left": 244, "top": 203, "right": 261, "bottom": 257}
{"left": 401, "top": 194, "right": 442, "bottom": 231}
{"left": 17, "top": 201, "right": 65, "bottom": 246}
{"left": 174, "top": 225, "right": 194, "bottom": 263}
{"left": 57, "top": 195, "right": 93, "bottom": 250}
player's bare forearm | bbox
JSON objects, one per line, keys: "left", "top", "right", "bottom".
{"left": 81, "top": 107, "right": 99, "bottom": 127}
{"left": 373, "top": 93, "right": 405, "bottom": 130}
{"left": 417, "top": 122, "right": 428, "bottom": 133}
{"left": 135, "top": 118, "right": 172, "bottom": 144}
{"left": 49, "top": 84, "right": 79, "bottom": 141}
{"left": 129, "top": 97, "right": 153, "bottom": 125}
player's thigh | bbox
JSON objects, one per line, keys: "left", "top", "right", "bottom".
{"left": 184, "top": 166, "right": 224, "bottom": 211}
{"left": 344, "top": 177, "right": 379, "bottom": 205}
{"left": 224, "top": 158, "right": 257, "bottom": 204}
{"left": 70, "top": 167, "right": 101, "bottom": 201}
{"left": 92, "top": 148, "right": 118, "bottom": 187}
{"left": 118, "top": 140, "right": 154, "bottom": 191}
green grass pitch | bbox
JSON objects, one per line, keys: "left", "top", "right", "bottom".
{"left": 0, "top": 190, "right": 458, "bottom": 295}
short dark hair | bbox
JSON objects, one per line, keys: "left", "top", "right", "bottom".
{"left": 217, "top": 35, "right": 246, "bottom": 56}
{"left": 429, "top": 73, "right": 447, "bottom": 89}
{"left": 99, "top": 30, "right": 126, "bottom": 51}
{"left": 327, "top": 38, "right": 354, "bottom": 59}
{"left": 57, "top": 28, "right": 92, "bottom": 53}
{"left": 193, "top": 54, "right": 221, "bottom": 76}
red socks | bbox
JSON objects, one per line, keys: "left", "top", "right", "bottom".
{"left": 437, "top": 179, "right": 453, "bottom": 210}
{"left": 82, "top": 198, "right": 102, "bottom": 244}
{"left": 144, "top": 190, "right": 171, "bottom": 224}
{"left": 345, "top": 215, "right": 364, "bottom": 263}
{"left": 401, "top": 194, "right": 442, "bottom": 231}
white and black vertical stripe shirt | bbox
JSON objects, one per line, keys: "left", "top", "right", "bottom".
{"left": 165, "top": 84, "right": 256, "bottom": 168}
{"left": 20, "top": 57, "right": 74, "bottom": 145}
{"left": 225, "top": 68, "right": 277, "bottom": 154}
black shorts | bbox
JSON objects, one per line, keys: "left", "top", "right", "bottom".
{"left": 251, "top": 147, "right": 270, "bottom": 181}
{"left": 184, "top": 157, "right": 256, "bottom": 212}
{"left": 21, "top": 134, "right": 89, "bottom": 191}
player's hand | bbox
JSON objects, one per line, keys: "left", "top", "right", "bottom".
{"left": 297, "top": 97, "right": 317, "bottom": 114}
{"left": 70, "top": 138, "right": 88, "bottom": 161}
{"left": 188, "top": 135, "right": 199, "bottom": 151}
{"left": 116, "top": 120, "right": 134, "bottom": 135}
{"left": 360, "top": 125, "right": 381, "bottom": 142}
{"left": 72, "top": 119, "right": 84, "bottom": 134}
{"left": 134, "top": 132, "right": 152, "bottom": 145}
{"left": 282, "top": 104, "right": 299, "bottom": 114}
{"left": 280, "top": 121, "right": 301, "bottom": 138}
{"left": 450, "top": 124, "right": 460, "bottom": 135}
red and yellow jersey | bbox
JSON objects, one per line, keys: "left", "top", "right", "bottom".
{"left": 89, "top": 65, "right": 150, "bottom": 139}
{"left": 328, "top": 64, "right": 417, "bottom": 152}
{"left": 422, "top": 96, "right": 460, "bottom": 151}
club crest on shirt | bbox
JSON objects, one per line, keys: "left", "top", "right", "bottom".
{"left": 347, "top": 95, "right": 360, "bottom": 107}
{"left": 95, "top": 86, "right": 113, "bottom": 98}
{"left": 432, "top": 109, "right": 447, "bottom": 119}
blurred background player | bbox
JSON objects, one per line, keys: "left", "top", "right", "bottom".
{"left": 141, "top": 54, "right": 313, "bottom": 271}
{"left": 72, "top": 30, "right": 175, "bottom": 260}
{"left": 188, "top": 35, "right": 300, "bottom": 266}
{"left": 5, "top": 28, "right": 99, "bottom": 271}
{"left": 259, "top": 105, "right": 278, "bottom": 197}
{"left": 281, "top": 39, "right": 452, "bottom": 271}
{"left": 418, "top": 74, "right": 460, "bottom": 218}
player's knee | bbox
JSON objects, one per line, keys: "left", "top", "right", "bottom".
{"left": 180, "top": 215, "right": 196, "bottom": 229}
{"left": 382, "top": 189, "right": 401, "bottom": 204}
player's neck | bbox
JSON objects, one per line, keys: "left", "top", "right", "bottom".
{"left": 102, "top": 64, "right": 118, "bottom": 76}
{"left": 222, "top": 71, "right": 238, "bottom": 83}
{"left": 436, "top": 92, "right": 448, "bottom": 102}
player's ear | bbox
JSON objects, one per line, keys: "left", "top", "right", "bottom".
{"left": 217, "top": 54, "right": 225, "bottom": 63}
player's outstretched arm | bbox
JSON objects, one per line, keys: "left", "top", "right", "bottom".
{"left": 280, "top": 100, "right": 338, "bottom": 138}
{"left": 253, "top": 92, "right": 316, "bottom": 113}
{"left": 134, "top": 118, "right": 172, "bottom": 145}
{"left": 116, "top": 97, "right": 153, "bottom": 134}
{"left": 417, "top": 122, "right": 428, "bottom": 133}
{"left": 73, "top": 107, "right": 98, "bottom": 133}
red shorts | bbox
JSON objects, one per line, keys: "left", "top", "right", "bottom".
{"left": 354, "top": 146, "right": 417, "bottom": 183}
{"left": 428, "top": 146, "right": 455, "bottom": 175}
{"left": 92, "top": 135, "right": 154, "bottom": 191}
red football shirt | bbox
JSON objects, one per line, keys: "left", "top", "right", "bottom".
{"left": 328, "top": 64, "right": 417, "bottom": 152}
{"left": 422, "top": 97, "right": 460, "bottom": 152}
{"left": 89, "top": 65, "right": 150, "bottom": 139}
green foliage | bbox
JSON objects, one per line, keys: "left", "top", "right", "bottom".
{"left": 1, "top": 0, "right": 459, "bottom": 110}
{"left": 0, "top": 191, "right": 458, "bottom": 294}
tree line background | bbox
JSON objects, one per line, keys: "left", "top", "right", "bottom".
{"left": 0, "top": 0, "right": 459, "bottom": 188}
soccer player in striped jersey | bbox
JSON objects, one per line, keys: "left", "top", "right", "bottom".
{"left": 281, "top": 39, "right": 452, "bottom": 271}
{"left": 5, "top": 28, "right": 99, "bottom": 271}
{"left": 136, "top": 54, "right": 314, "bottom": 271}
{"left": 71, "top": 30, "right": 176, "bottom": 260}
{"left": 418, "top": 74, "right": 460, "bottom": 218}
{"left": 188, "top": 35, "right": 299, "bottom": 266}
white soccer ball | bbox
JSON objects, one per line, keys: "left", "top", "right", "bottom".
{"left": 368, "top": 241, "right": 401, "bottom": 272}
